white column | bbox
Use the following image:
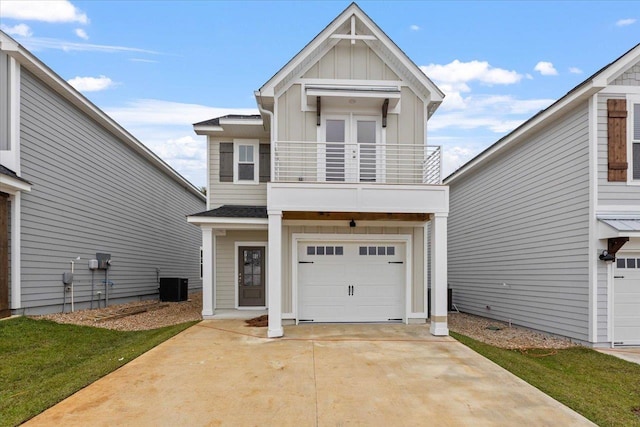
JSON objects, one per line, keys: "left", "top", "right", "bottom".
{"left": 201, "top": 227, "right": 215, "bottom": 318}
{"left": 267, "top": 210, "right": 283, "bottom": 338}
{"left": 10, "top": 192, "right": 21, "bottom": 309}
{"left": 430, "top": 212, "right": 449, "bottom": 336}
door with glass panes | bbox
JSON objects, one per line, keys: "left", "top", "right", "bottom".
{"left": 238, "top": 246, "right": 265, "bottom": 307}
{"left": 323, "top": 115, "right": 380, "bottom": 182}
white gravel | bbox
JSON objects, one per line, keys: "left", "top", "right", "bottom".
{"left": 35, "top": 294, "right": 577, "bottom": 349}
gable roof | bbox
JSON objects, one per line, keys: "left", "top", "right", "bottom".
{"left": 256, "top": 2, "right": 443, "bottom": 115}
{"left": 445, "top": 43, "right": 640, "bottom": 185}
{"left": 0, "top": 31, "right": 205, "bottom": 201}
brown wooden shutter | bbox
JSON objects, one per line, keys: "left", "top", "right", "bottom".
{"left": 607, "top": 99, "right": 628, "bottom": 182}
{"left": 259, "top": 144, "right": 271, "bottom": 183}
{"left": 219, "top": 142, "right": 233, "bottom": 182}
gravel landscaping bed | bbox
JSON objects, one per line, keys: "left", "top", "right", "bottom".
{"left": 35, "top": 294, "right": 576, "bottom": 349}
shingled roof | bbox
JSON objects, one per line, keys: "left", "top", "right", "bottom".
{"left": 193, "top": 114, "right": 262, "bottom": 127}
{"left": 189, "top": 205, "right": 268, "bottom": 218}
{"left": 0, "top": 164, "right": 31, "bottom": 184}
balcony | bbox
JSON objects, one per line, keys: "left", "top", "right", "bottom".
{"left": 268, "top": 141, "right": 448, "bottom": 216}
{"left": 273, "top": 141, "right": 442, "bottom": 185}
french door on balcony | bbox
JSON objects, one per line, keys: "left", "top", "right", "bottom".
{"left": 322, "top": 114, "right": 381, "bottom": 183}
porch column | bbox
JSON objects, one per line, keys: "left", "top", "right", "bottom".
{"left": 201, "top": 227, "right": 215, "bottom": 318}
{"left": 267, "top": 210, "right": 283, "bottom": 338}
{"left": 430, "top": 212, "right": 449, "bottom": 336}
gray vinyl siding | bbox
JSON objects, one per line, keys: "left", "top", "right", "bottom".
{"left": 597, "top": 93, "right": 640, "bottom": 205}
{"left": 448, "top": 103, "right": 591, "bottom": 341}
{"left": 17, "top": 70, "right": 204, "bottom": 315}
{"left": 208, "top": 138, "right": 268, "bottom": 207}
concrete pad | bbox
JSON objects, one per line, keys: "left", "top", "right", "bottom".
{"left": 597, "top": 347, "right": 640, "bottom": 365}
{"left": 25, "top": 321, "right": 595, "bottom": 426}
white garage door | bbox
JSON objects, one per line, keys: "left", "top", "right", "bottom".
{"left": 298, "top": 242, "right": 405, "bottom": 322}
{"left": 614, "top": 254, "right": 640, "bottom": 346}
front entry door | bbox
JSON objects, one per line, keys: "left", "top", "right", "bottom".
{"left": 238, "top": 246, "right": 266, "bottom": 307}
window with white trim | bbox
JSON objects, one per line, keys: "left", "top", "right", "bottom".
{"left": 632, "top": 101, "right": 640, "bottom": 180}
{"left": 233, "top": 139, "right": 259, "bottom": 184}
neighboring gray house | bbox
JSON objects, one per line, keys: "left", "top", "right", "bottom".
{"left": 445, "top": 44, "right": 640, "bottom": 347}
{"left": 0, "top": 31, "right": 205, "bottom": 316}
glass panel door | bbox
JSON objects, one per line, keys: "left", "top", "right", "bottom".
{"left": 357, "top": 119, "right": 377, "bottom": 182}
{"left": 326, "top": 119, "right": 346, "bottom": 182}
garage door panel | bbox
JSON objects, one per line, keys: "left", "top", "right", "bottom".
{"left": 298, "top": 241, "right": 405, "bottom": 323}
{"left": 614, "top": 254, "right": 640, "bottom": 345}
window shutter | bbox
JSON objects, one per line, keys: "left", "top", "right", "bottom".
{"left": 259, "top": 144, "right": 271, "bottom": 183}
{"left": 607, "top": 99, "right": 628, "bottom": 182}
{"left": 219, "top": 142, "right": 233, "bottom": 182}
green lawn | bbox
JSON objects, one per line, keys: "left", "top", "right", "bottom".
{"left": 451, "top": 332, "right": 640, "bottom": 427}
{"left": 0, "top": 317, "right": 196, "bottom": 427}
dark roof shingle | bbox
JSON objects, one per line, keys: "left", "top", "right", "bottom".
{"left": 189, "top": 205, "right": 267, "bottom": 218}
{"left": 193, "top": 114, "right": 262, "bottom": 127}
{"left": 0, "top": 164, "right": 31, "bottom": 184}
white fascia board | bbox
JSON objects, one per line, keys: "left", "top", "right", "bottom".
{"left": 187, "top": 216, "right": 268, "bottom": 226}
{"left": 219, "top": 118, "right": 263, "bottom": 126}
{"left": 0, "top": 175, "right": 31, "bottom": 193}
{"left": 0, "top": 33, "right": 205, "bottom": 202}
{"left": 194, "top": 125, "right": 224, "bottom": 135}
{"left": 445, "top": 85, "right": 602, "bottom": 185}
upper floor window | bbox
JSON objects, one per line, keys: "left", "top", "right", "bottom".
{"left": 234, "top": 139, "right": 259, "bottom": 184}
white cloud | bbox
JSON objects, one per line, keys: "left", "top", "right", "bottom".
{"left": 569, "top": 67, "right": 583, "bottom": 74}
{"left": 105, "top": 99, "right": 258, "bottom": 126}
{"left": 19, "top": 37, "right": 159, "bottom": 54}
{"left": 410, "top": 24, "right": 420, "bottom": 31}
{"left": 67, "top": 75, "right": 114, "bottom": 92}
{"left": 0, "top": 1, "right": 88, "bottom": 24}
{"left": 130, "top": 58, "right": 159, "bottom": 63}
{"left": 442, "top": 145, "right": 482, "bottom": 177}
{"left": 421, "top": 60, "right": 523, "bottom": 88}
{"left": 616, "top": 18, "right": 636, "bottom": 27}
{"left": 534, "top": 61, "right": 558, "bottom": 76}
{"left": 0, "top": 23, "right": 33, "bottom": 37}
{"left": 75, "top": 28, "right": 88, "bottom": 40}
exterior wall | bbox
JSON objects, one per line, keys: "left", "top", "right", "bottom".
{"left": 0, "top": 51, "right": 9, "bottom": 150}
{"left": 281, "top": 224, "right": 425, "bottom": 315}
{"left": 18, "top": 70, "right": 205, "bottom": 314}
{"left": 596, "top": 92, "right": 640, "bottom": 206}
{"left": 302, "top": 40, "right": 399, "bottom": 81}
{"left": 448, "top": 103, "right": 591, "bottom": 341}
{"left": 214, "top": 230, "right": 268, "bottom": 309}
{"left": 208, "top": 137, "right": 268, "bottom": 207}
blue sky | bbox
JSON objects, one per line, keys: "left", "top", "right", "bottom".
{"left": 1, "top": 1, "right": 638, "bottom": 187}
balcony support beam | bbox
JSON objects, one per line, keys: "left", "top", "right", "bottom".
{"left": 382, "top": 98, "right": 389, "bottom": 128}
{"left": 316, "top": 96, "right": 321, "bottom": 126}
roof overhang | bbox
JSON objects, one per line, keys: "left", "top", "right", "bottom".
{"left": 305, "top": 84, "right": 401, "bottom": 109}
{"left": 0, "top": 174, "right": 31, "bottom": 194}
{"left": 194, "top": 117, "right": 269, "bottom": 138}
{"left": 597, "top": 216, "right": 640, "bottom": 239}
{"left": 186, "top": 216, "right": 268, "bottom": 230}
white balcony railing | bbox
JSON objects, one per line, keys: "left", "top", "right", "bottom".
{"left": 273, "top": 141, "right": 442, "bottom": 185}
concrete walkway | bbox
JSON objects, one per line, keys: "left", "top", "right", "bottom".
{"left": 26, "top": 321, "right": 594, "bottom": 426}
{"left": 597, "top": 347, "right": 640, "bottom": 365}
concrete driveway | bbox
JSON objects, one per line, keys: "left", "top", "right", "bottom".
{"left": 26, "top": 321, "right": 594, "bottom": 426}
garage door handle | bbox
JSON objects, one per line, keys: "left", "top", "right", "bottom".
{"left": 299, "top": 261, "right": 314, "bottom": 264}
{"left": 614, "top": 275, "right": 624, "bottom": 278}
{"left": 388, "top": 261, "right": 404, "bottom": 264}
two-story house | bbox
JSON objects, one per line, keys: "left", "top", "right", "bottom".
{"left": 446, "top": 43, "right": 640, "bottom": 347}
{"left": 188, "top": 3, "right": 449, "bottom": 338}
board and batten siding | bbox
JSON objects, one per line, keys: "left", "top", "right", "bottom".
{"left": 448, "top": 103, "right": 591, "bottom": 341}
{"left": 208, "top": 138, "right": 268, "bottom": 207}
{"left": 18, "top": 70, "right": 204, "bottom": 315}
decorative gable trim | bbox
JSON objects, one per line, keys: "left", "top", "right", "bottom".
{"left": 607, "top": 99, "right": 628, "bottom": 181}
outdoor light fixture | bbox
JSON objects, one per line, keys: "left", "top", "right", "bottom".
{"left": 599, "top": 250, "right": 615, "bottom": 262}
{"left": 349, "top": 219, "right": 356, "bottom": 228}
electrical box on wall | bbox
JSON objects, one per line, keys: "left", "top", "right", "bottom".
{"left": 96, "top": 253, "right": 111, "bottom": 270}
{"left": 62, "top": 272, "right": 73, "bottom": 285}
{"left": 88, "top": 259, "right": 99, "bottom": 270}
